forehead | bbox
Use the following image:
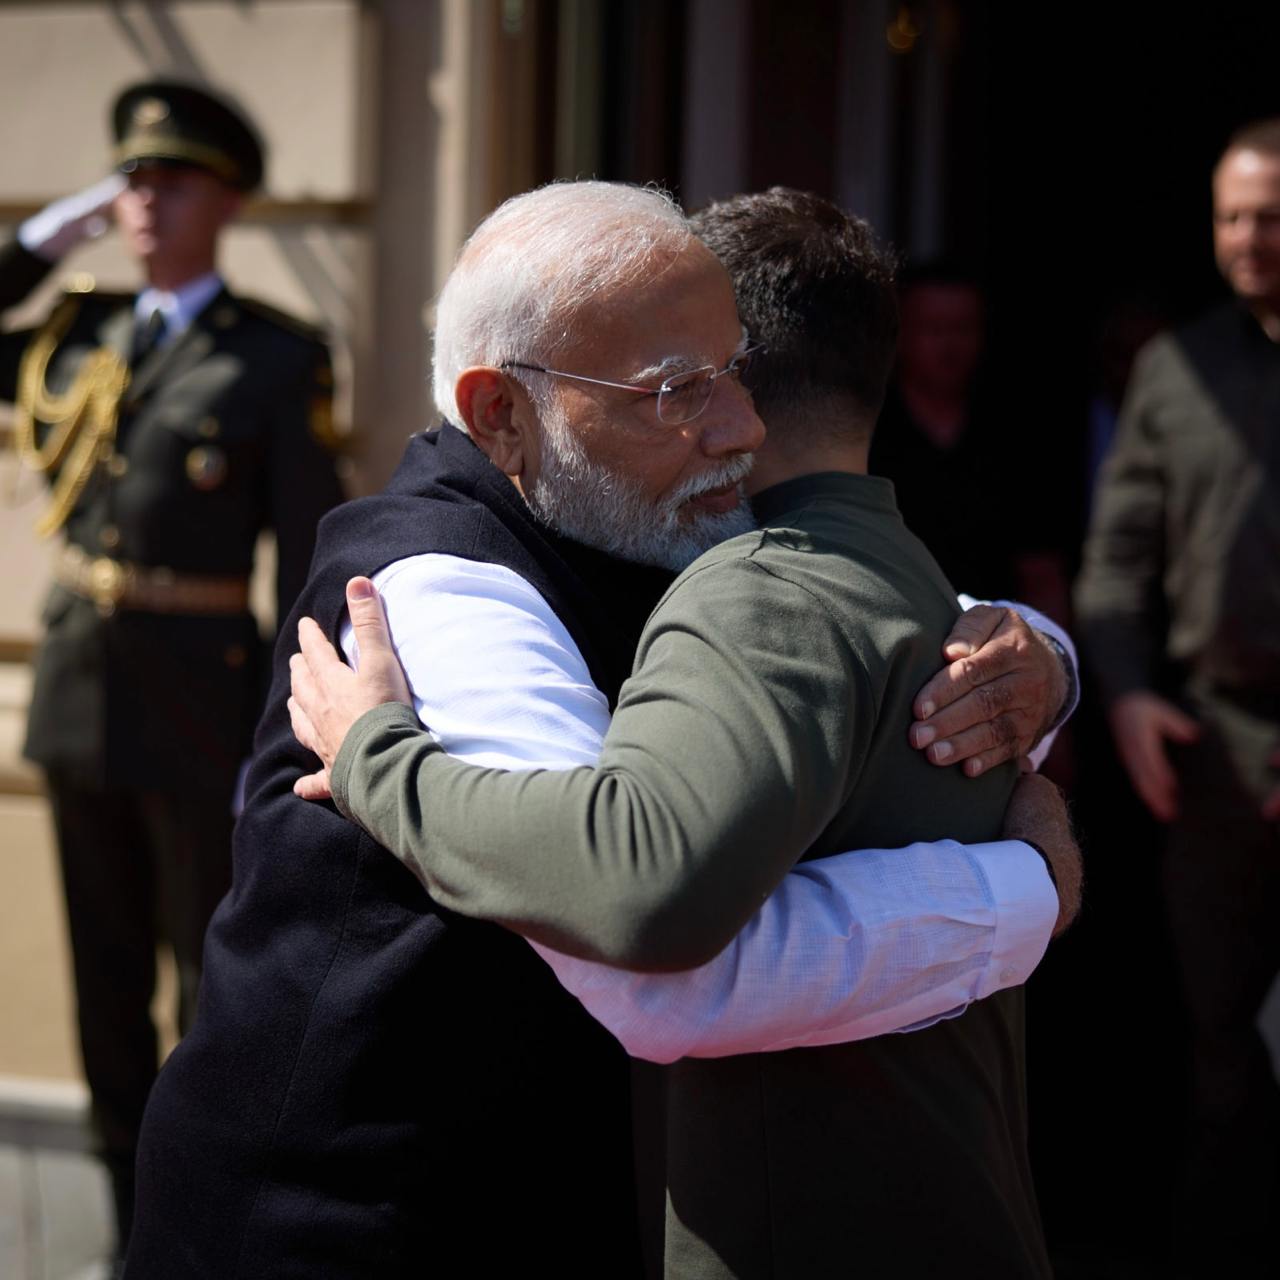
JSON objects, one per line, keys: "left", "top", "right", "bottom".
{"left": 1214, "top": 148, "right": 1280, "bottom": 204}
{"left": 120, "top": 163, "right": 220, "bottom": 193}
{"left": 563, "top": 240, "right": 742, "bottom": 374}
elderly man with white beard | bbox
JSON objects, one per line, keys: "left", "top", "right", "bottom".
{"left": 129, "top": 182, "right": 1075, "bottom": 1279}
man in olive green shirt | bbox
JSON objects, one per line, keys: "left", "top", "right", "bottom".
{"left": 1076, "top": 121, "right": 1280, "bottom": 1271}
{"left": 292, "top": 189, "right": 1067, "bottom": 1276}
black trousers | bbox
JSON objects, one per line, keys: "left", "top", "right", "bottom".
{"left": 46, "top": 772, "right": 235, "bottom": 1252}
{"left": 1165, "top": 688, "right": 1280, "bottom": 1275}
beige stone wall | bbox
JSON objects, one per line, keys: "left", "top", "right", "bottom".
{"left": 0, "top": 1, "right": 368, "bottom": 201}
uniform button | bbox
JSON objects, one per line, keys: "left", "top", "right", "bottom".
{"left": 199, "top": 416, "right": 220, "bottom": 439}
{"left": 99, "top": 525, "right": 121, "bottom": 550}
{"left": 224, "top": 643, "right": 248, "bottom": 669}
{"left": 999, "top": 967, "right": 1017, "bottom": 985}
{"left": 107, "top": 454, "right": 129, "bottom": 478}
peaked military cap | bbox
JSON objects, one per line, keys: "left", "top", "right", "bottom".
{"left": 111, "top": 79, "right": 265, "bottom": 192}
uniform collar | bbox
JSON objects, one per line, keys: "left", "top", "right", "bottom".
{"left": 134, "top": 271, "right": 224, "bottom": 343}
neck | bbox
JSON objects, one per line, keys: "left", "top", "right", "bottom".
{"left": 144, "top": 255, "right": 218, "bottom": 294}
{"left": 745, "top": 403, "right": 870, "bottom": 495}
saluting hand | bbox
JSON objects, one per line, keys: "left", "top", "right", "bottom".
{"left": 20, "top": 174, "right": 126, "bottom": 261}
{"left": 289, "top": 577, "right": 413, "bottom": 802}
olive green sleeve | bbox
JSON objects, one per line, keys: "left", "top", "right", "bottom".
{"left": 331, "top": 554, "right": 873, "bottom": 972}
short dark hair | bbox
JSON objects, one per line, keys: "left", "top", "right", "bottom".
{"left": 1222, "top": 117, "right": 1280, "bottom": 161}
{"left": 690, "top": 188, "right": 899, "bottom": 426}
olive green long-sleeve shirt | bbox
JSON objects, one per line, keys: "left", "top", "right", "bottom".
{"left": 1076, "top": 303, "right": 1280, "bottom": 705}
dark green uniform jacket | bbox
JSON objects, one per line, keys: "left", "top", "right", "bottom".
{"left": 0, "top": 240, "right": 344, "bottom": 792}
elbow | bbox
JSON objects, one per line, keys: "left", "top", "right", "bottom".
{"left": 594, "top": 890, "right": 738, "bottom": 973}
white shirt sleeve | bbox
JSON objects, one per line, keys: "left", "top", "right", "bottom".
{"left": 344, "top": 555, "right": 1058, "bottom": 1062}
{"left": 957, "top": 594, "right": 1081, "bottom": 770}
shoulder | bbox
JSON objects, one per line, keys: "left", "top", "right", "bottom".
{"left": 650, "top": 530, "right": 850, "bottom": 653}
{"left": 224, "top": 294, "right": 330, "bottom": 358}
{"left": 1127, "top": 303, "right": 1244, "bottom": 413}
{"left": 375, "top": 553, "right": 553, "bottom": 615}
{"left": 47, "top": 280, "right": 132, "bottom": 323}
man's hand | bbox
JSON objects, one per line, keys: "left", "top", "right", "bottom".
{"left": 289, "top": 577, "right": 412, "bottom": 801}
{"left": 910, "top": 605, "right": 1069, "bottom": 777}
{"left": 19, "top": 175, "right": 126, "bottom": 261}
{"left": 1261, "top": 746, "right": 1280, "bottom": 823}
{"left": 1002, "top": 770, "right": 1082, "bottom": 936}
{"left": 1108, "top": 690, "right": 1200, "bottom": 823}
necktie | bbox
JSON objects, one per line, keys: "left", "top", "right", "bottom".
{"left": 131, "top": 308, "right": 167, "bottom": 364}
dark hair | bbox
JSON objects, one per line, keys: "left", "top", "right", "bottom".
{"left": 1222, "top": 117, "right": 1280, "bottom": 161}
{"left": 690, "top": 188, "right": 899, "bottom": 425}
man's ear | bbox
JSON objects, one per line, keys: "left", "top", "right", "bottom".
{"left": 455, "top": 367, "right": 534, "bottom": 479}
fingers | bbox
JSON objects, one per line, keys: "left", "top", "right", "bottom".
{"left": 911, "top": 675, "right": 1041, "bottom": 774}
{"left": 298, "top": 614, "right": 344, "bottom": 676}
{"left": 287, "top": 691, "right": 319, "bottom": 757}
{"left": 915, "top": 609, "right": 1029, "bottom": 719}
{"left": 940, "top": 604, "right": 1006, "bottom": 661}
{"left": 294, "top": 769, "right": 334, "bottom": 802}
{"left": 913, "top": 710, "right": 1029, "bottom": 775}
{"left": 346, "top": 577, "right": 394, "bottom": 659}
{"left": 1155, "top": 702, "right": 1202, "bottom": 745}
{"left": 1120, "top": 730, "right": 1179, "bottom": 823}
{"left": 345, "top": 577, "right": 413, "bottom": 704}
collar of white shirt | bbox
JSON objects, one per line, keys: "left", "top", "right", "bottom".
{"left": 134, "top": 271, "right": 224, "bottom": 345}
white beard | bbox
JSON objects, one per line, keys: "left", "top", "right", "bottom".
{"left": 525, "top": 406, "right": 757, "bottom": 572}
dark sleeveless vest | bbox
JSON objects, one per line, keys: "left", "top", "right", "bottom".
{"left": 127, "top": 425, "right": 674, "bottom": 1278}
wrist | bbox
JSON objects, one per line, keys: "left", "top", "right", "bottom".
{"left": 1037, "top": 632, "right": 1075, "bottom": 735}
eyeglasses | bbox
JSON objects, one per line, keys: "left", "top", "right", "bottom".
{"left": 501, "top": 344, "right": 765, "bottom": 425}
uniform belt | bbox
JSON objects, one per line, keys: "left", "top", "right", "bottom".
{"left": 57, "top": 545, "right": 251, "bottom": 617}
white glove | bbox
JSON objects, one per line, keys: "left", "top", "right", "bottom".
{"left": 18, "top": 173, "right": 127, "bottom": 262}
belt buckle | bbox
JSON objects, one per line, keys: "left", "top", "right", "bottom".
{"left": 88, "top": 556, "right": 128, "bottom": 615}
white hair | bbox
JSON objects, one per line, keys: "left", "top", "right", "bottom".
{"left": 431, "top": 181, "right": 694, "bottom": 425}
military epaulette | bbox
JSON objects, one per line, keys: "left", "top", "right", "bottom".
{"left": 236, "top": 295, "right": 327, "bottom": 344}
{"left": 60, "top": 272, "right": 131, "bottom": 304}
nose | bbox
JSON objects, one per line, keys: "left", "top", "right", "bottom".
{"left": 699, "top": 377, "right": 766, "bottom": 457}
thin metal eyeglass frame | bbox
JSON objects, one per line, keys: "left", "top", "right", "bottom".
{"left": 500, "top": 344, "right": 765, "bottom": 425}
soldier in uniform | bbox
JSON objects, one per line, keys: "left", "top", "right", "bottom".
{"left": 0, "top": 80, "right": 345, "bottom": 1258}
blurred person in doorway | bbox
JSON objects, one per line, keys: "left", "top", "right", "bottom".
{"left": 871, "top": 263, "right": 1072, "bottom": 625}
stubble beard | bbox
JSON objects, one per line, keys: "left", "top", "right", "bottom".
{"left": 525, "top": 404, "right": 757, "bottom": 572}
